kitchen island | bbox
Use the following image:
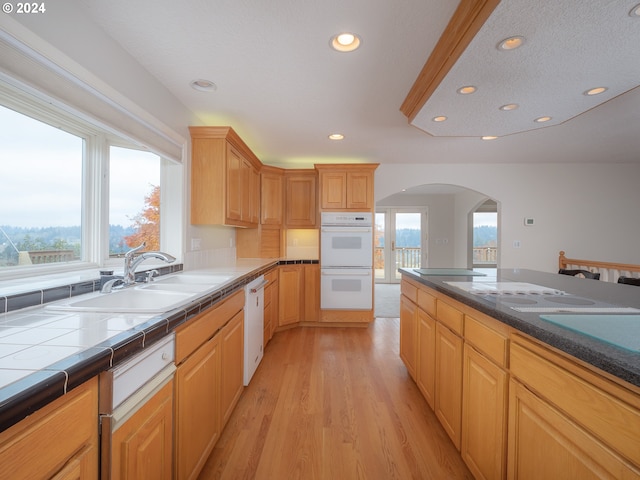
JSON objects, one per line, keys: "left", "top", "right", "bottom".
{"left": 400, "top": 267, "right": 640, "bottom": 480}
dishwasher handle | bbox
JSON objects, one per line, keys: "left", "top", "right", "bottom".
{"left": 249, "top": 279, "right": 269, "bottom": 294}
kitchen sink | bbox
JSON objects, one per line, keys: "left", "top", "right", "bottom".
{"left": 46, "top": 288, "right": 197, "bottom": 313}
{"left": 152, "top": 273, "right": 234, "bottom": 285}
{"left": 45, "top": 272, "right": 236, "bottom": 313}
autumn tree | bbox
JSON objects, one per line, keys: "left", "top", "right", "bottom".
{"left": 123, "top": 185, "right": 160, "bottom": 250}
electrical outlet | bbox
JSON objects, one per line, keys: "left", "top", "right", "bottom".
{"left": 191, "top": 238, "right": 201, "bottom": 251}
{"left": 513, "top": 240, "right": 521, "bottom": 248}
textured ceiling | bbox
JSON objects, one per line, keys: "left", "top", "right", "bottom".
{"left": 77, "top": 0, "right": 640, "bottom": 166}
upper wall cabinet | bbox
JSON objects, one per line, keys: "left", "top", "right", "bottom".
{"left": 285, "top": 169, "right": 317, "bottom": 228}
{"left": 190, "top": 126, "right": 261, "bottom": 227}
{"left": 315, "top": 164, "right": 379, "bottom": 211}
{"left": 260, "top": 165, "right": 284, "bottom": 226}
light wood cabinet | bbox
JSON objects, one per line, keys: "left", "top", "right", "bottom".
{"left": 400, "top": 294, "right": 418, "bottom": 380}
{"left": 220, "top": 310, "right": 244, "bottom": 428}
{"left": 189, "top": 126, "right": 261, "bottom": 228}
{"left": 174, "top": 290, "right": 244, "bottom": 480}
{"left": 278, "top": 264, "right": 304, "bottom": 326}
{"left": 261, "top": 166, "right": 284, "bottom": 225}
{"left": 304, "top": 263, "right": 320, "bottom": 323}
{"left": 435, "top": 321, "right": 464, "bottom": 450}
{"left": 508, "top": 334, "right": 640, "bottom": 478}
{"left": 508, "top": 378, "right": 639, "bottom": 479}
{"left": 264, "top": 268, "right": 278, "bottom": 346}
{"left": 109, "top": 380, "right": 174, "bottom": 480}
{"left": 417, "top": 308, "right": 436, "bottom": 409}
{"left": 278, "top": 264, "right": 319, "bottom": 326}
{"left": 461, "top": 344, "right": 507, "bottom": 480}
{"left": 0, "top": 377, "right": 98, "bottom": 480}
{"left": 284, "top": 170, "right": 317, "bottom": 228}
{"left": 315, "top": 164, "right": 378, "bottom": 211}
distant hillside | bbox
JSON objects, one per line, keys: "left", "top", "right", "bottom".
{"left": 377, "top": 227, "right": 497, "bottom": 247}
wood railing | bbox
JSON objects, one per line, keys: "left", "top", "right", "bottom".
{"left": 375, "top": 246, "right": 498, "bottom": 269}
{"left": 559, "top": 250, "right": 640, "bottom": 283}
{"left": 473, "top": 246, "right": 497, "bottom": 264}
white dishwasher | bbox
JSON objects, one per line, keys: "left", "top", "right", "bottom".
{"left": 244, "top": 276, "right": 267, "bottom": 385}
{"left": 99, "top": 333, "right": 175, "bottom": 478}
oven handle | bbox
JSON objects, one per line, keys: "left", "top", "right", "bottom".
{"left": 321, "top": 227, "right": 372, "bottom": 233}
{"left": 322, "top": 271, "right": 371, "bottom": 276}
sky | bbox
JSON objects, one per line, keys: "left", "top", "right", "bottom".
{"left": 0, "top": 105, "right": 159, "bottom": 229}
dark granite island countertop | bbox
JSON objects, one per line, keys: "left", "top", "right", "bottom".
{"left": 400, "top": 267, "right": 640, "bottom": 389}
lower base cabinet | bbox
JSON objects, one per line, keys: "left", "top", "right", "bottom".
{"left": 461, "top": 344, "right": 507, "bottom": 480}
{"left": 0, "top": 377, "right": 99, "bottom": 480}
{"left": 174, "top": 291, "right": 244, "bottom": 480}
{"left": 434, "top": 322, "right": 463, "bottom": 450}
{"left": 108, "top": 380, "right": 174, "bottom": 480}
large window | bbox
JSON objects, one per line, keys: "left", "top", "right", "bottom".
{"left": 0, "top": 83, "right": 180, "bottom": 276}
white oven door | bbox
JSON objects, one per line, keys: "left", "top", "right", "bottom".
{"left": 321, "top": 226, "right": 373, "bottom": 267}
{"left": 321, "top": 268, "right": 372, "bottom": 310}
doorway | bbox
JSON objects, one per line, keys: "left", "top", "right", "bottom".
{"left": 375, "top": 208, "right": 426, "bottom": 283}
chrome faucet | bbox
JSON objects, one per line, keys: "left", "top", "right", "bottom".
{"left": 123, "top": 242, "right": 176, "bottom": 286}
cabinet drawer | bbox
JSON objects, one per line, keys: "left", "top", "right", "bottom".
{"left": 464, "top": 314, "right": 507, "bottom": 368}
{"left": 175, "top": 290, "right": 244, "bottom": 364}
{"left": 510, "top": 337, "right": 640, "bottom": 466}
{"left": 417, "top": 289, "right": 436, "bottom": 317}
{"left": 401, "top": 279, "right": 418, "bottom": 303}
{"left": 436, "top": 299, "right": 464, "bottom": 335}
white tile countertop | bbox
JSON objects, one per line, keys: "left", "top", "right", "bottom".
{"left": 0, "top": 258, "right": 284, "bottom": 432}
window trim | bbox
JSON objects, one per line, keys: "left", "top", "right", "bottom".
{"left": 0, "top": 79, "right": 183, "bottom": 281}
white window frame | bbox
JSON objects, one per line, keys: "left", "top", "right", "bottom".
{"left": 0, "top": 80, "right": 183, "bottom": 280}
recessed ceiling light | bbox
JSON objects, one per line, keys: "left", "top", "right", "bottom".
{"left": 190, "top": 79, "right": 217, "bottom": 92}
{"left": 630, "top": 4, "right": 640, "bottom": 17}
{"left": 497, "top": 36, "right": 525, "bottom": 51}
{"left": 330, "top": 33, "right": 361, "bottom": 52}
{"left": 499, "top": 103, "right": 519, "bottom": 111}
{"left": 432, "top": 116, "right": 447, "bottom": 122}
{"left": 481, "top": 136, "right": 498, "bottom": 140}
{"left": 584, "top": 87, "right": 608, "bottom": 96}
{"left": 328, "top": 133, "right": 344, "bottom": 140}
{"left": 457, "top": 86, "right": 477, "bottom": 95}
{"left": 534, "top": 116, "right": 552, "bottom": 123}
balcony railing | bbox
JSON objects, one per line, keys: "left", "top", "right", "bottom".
{"left": 23, "top": 250, "right": 76, "bottom": 265}
{"left": 374, "top": 245, "right": 498, "bottom": 270}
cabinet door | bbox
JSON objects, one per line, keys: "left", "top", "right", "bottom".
{"left": 111, "top": 380, "right": 174, "bottom": 480}
{"left": 400, "top": 295, "right": 418, "bottom": 379}
{"left": 285, "top": 173, "right": 317, "bottom": 227}
{"left": 507, "top": 379, "right": 639, "bottom": 479}
{"left": 417, "top": 308, "right": 436, "bottom": 409}
{"left": 225, "top": 145, "right": 243, "bottom": 222}
{"left": 304, "top": 264, "right": 320, "bottom": 322}
{"left": 346, "top": 171, "right": 373, "bottom": 209}
{"left": 435, "top": 322, "right": 463, "bottom": 450}
{"left": 461, "top": 344, "right": 507, "bottom": 480}
{"left": 220, "top": 310, "right": 244, "bottom": 428}
{"left": 0, "top": 378, "right": 98, "bottom": 480}
{"left": 279, "top": 265, "right": 303, "bottom": 326}
{"left": 175, "top": 335, "right": 221, "bottom": 480}
{"left": 320, "top": 172, "right": 347, "bottom": 209}
{"left": 261, "top": 171, "right": 284, "bottom": 225}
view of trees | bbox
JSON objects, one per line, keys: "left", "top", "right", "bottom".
{"left": 0, "top": 185, "right": 160, "bottom": 267}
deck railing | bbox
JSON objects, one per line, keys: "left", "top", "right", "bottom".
{"left": 374, "top": 246, "right": 497, "bottom": 269}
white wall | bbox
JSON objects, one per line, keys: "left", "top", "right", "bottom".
{"left": 375, "top": 163, "right": 640, "bottom": 272}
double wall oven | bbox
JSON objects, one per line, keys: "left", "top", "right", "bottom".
{"left": 320, "top": 212, "right": 373, "bottom": 310}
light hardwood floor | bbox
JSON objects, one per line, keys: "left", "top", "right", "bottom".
{"left": 199, "top": 319, "right": 473, "bottom": 479}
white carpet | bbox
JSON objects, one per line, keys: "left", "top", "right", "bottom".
{"left": 375, "top": 283, "right": 401, "bottom": 318}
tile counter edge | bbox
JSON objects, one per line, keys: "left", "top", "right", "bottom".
{"left": 0, "top": 259, "right": 283, "bottom": 433}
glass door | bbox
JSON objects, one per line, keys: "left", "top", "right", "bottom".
{"left": 375, "top": 209, "right": 426, "bottom": 283}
